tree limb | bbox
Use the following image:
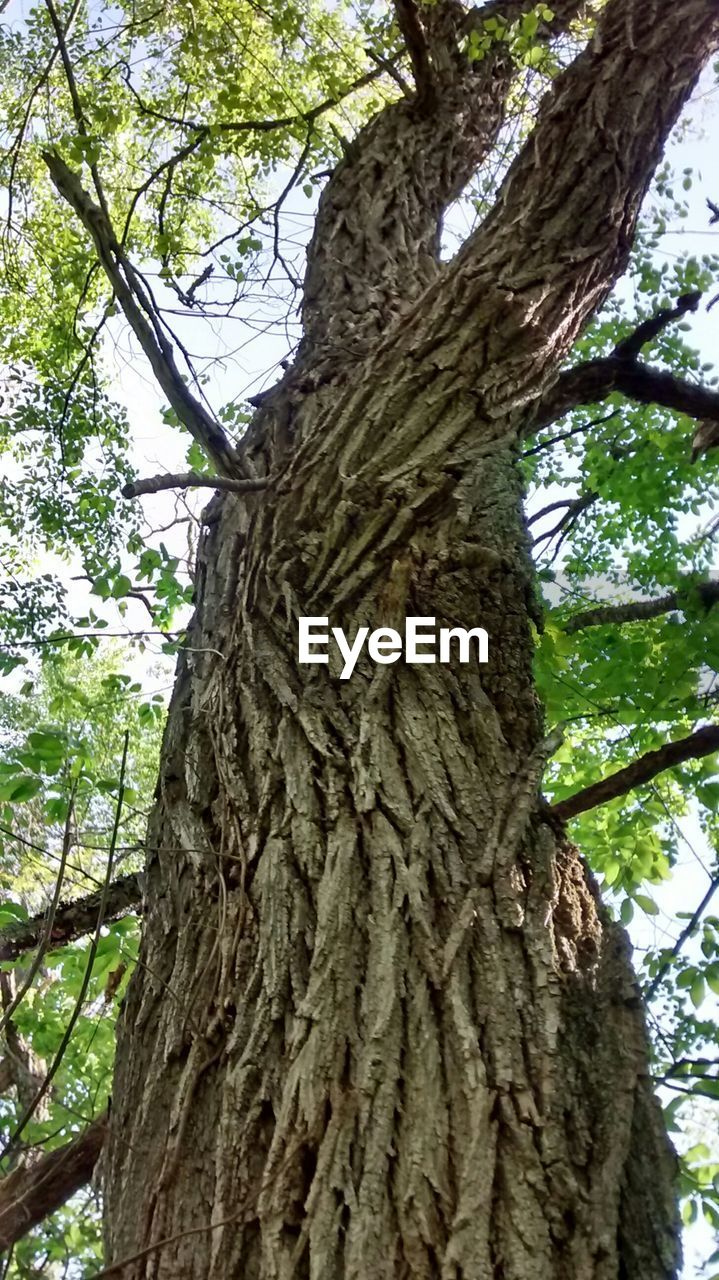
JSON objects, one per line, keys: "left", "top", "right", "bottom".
{"left": 646, "top": 872, "right": 719, "bottom": 1000}
{"left": 393, "top": 0, "right": 435, "bottom": 108}
{"left": 532, "top": 293, "right": 719, "bottom": 448}
{"left": 0, "top": 1114, "right": 106, "bottom": 1250}
{"left": 0, "top": 873, "right": 142, "bottom": 964}
{"left": 121, "top": 473, "right": 268, "bottom": 499}
{"left": 613, "top": 290, "right": 702, "bottom": 359}
{"left": 563, "top": 579, "right": 719, "bottom": 632}
{"left": 551, "top": 725, "right": 719, "bottom": 821}
{"left": 42, "top": 151, "right": 240, "bottom": 478}
{"left": 299, "top": 0, "right": 586, "bottom": 356}
{"left": 426, "top": 2, "right": 719, "bottom": 437}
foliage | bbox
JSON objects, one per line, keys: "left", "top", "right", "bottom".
{"left": 0, "top": 649, "right": 165, "bottom": 1275}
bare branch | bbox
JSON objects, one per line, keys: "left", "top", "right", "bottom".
{"left": 0, "top": 873, "right": 143, "bottom": 964}
{"left": 532, "top": 489, "right": 598, "bottom": 549}
{"left": 523, "top": 409, "right": 619, "bottom": 458}
{"left": 563, "top": 579, "right": 719, "bottom": 632}
{"left": 0, "top": 1114, "right": 106, "bottom": 1250}
{"left": 0, "top": 787, "right": 78, "bottom": 1040}
{"left": 2, "top": 735, "right": 129, "bottom": 1161}
{"left": 551, "top": 725, "right": 719, "bottom": 821}
{"left": 121, "top": 472, "right": 268, "bottom": 499}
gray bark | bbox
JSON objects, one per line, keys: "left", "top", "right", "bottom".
{"left": 101, "top": 0, "right": 719, "bottom": 1275}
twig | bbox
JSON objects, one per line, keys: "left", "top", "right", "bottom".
{"left": 646, "top": 871, "right": 719, "bottom": 1000}
{"left": 523, "top": 409, "right": 619, "bottom": 458}
{"left": 0, "top": 873, "right": 143, "bottom": 964}
{"left": 90, "top": 1209, "right": 243, "bottom": 1278}
{"left": 0, "top": 785, "right": 78, "bottom": 1039}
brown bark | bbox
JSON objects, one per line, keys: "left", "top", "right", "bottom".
{"left": 98, "top": 0, "right": 719, "bottom": 1276}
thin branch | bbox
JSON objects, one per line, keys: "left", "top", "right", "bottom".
{"left": 393, "top": 0, "right": 435, "bottom": 108}
{"left": 0, "top": 1114, "right": 107, "bottom": 1250}
{"left": 121, "top": 472, "right": 268, "bottom": 499}
{"left": 365, "top": 48, "right": 413, "bottom": 98}
{"left": 551, "top": 725, "right": 719, "bottom": 821}
{"left": 91, "top": 1209, "right": 243, "bottom": 1279}
{"left": 0, "top": 873, "right": 143, "bottom": 964}
{"left": 646, "top": 871, "right": 719, "bottom": 1000}
{"left": 527, "top": 496, "right": 578, "bottom": 527}
{"left": 523, "top": 409, "right": 619, "bottom": 458}
{"left": 5, "top": 0, "right": 83, "bottom": 232}
{"left": 563, "top": 579, "right": 719, "bottom": 633}
{"left": 120, "top": 60, "right": 386, "bottom": 137}
{"left": 532, "top": 489, "right": 598, "bottom": 549}
{"left": 42, "top": 152, "right": 240, "bottom": 477}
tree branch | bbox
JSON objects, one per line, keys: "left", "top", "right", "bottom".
{"left": 0, "top": 873, "right": 142, "bottom": 964}
{"left": 532, "top": 489, "right": 598, "bottom": 550}
{"left": 393, "top": 0, "right": 435, "bottom": 108}
{"left": 121, "top": 473, "right": 268, "bottom": 499}
{"left": 646, "top": 872, "right": 719, "bottom": 1000}
{"left": 532, "top": 293, "right": 719, "bottom": 451}
{"left": 551, "top": 725, "right": 719, "bottom": 821}
{"left": 300, "top": 0, "right": 586, "bottom": 356}
{"left": 613, "top": 290, "right": 702, "bottom": 359}
{"left": 42, "top": 151, "right": 240, "bottom": 478}
{"left": 563, "top": 579, "right": 719, "bottom": 632}
{"left": 0, "top": 1115, "right": 106, "bottom": 1250}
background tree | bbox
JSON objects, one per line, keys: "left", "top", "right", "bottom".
{"left": 1, "top": 0, "right": 719, "bottom": 1275}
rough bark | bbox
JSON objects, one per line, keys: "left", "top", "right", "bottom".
{"left": 101, "top": 0, "right": 719, "bottom": 1276}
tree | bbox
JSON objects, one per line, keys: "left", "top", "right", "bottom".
{"left": 1, "top": 0, "right": 719, "bottom": 1274}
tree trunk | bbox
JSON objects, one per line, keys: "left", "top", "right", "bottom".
{"left": 101, "top": 0, "right": 719, "bottom": 1274}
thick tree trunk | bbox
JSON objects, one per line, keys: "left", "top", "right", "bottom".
{"left": 101, "top": 1, "right": 719, "bottom": 1275}
{"left": 104, "top": 430, "right": 678, "bottom": 1279}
